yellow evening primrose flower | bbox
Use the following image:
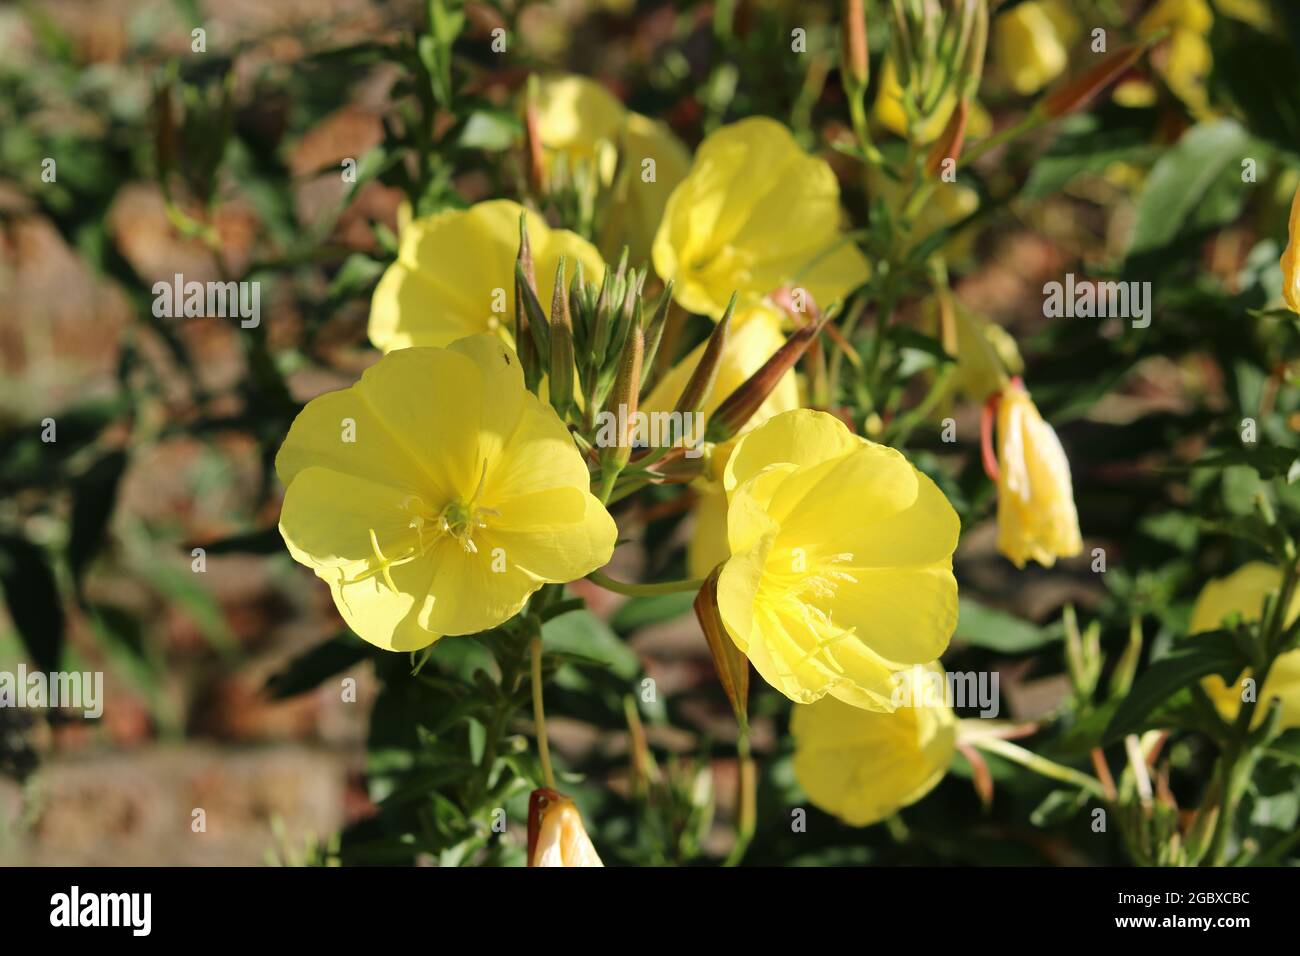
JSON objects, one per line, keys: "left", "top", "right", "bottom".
{"left": 1121, "top": 0, "right": 1214, "bottom": 118}
{"left": 368, "top": 199, "right": 605, "bottom": 352}
{"left": 652, "top": 117, "right": 870, "bottom": 319}
{"left": 1280, "top": 182, "right": 1300, "bottom": 314}
{"left": 534, "top": 74, "right": 627, "bottom": 184}
{"left": 792, "top": 662, "right": 956, "bottom": 826}
{"left": 1190, "top": 563, "right": 1300, "bottom": 731}
{"left": 994, "top": 0, "right": 1080, "bottom": 95}
{"left": 600, "top": 111, "right": 692, "bottom": 267}
{"left": 989, "top": 379, "right": 1083, "bottom": 568}
{"left": 639, "top": 303, "right": 800, "bottom": 578}
{"left": 716, "top": 409, "right": 960, "bottom": 710}
{"left": 527, "top": 788, "right": 604, "bottom": 867}
{"left": 276, "top": 334, "right": 617, "bottom": 652}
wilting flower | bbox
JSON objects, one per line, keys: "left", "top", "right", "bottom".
{"left": 715, "top": 409, "right": 960, "bottom": 710}
{"left": 1190, "top": 562, "right": 1300, "bottom": 731}
{"left": 276, "top": 334, "right": 617, "bottom": 651}
{"left": 652, "top": 117, "right": 870, "bottom": 319}
{"left": 640, "top": 303, "right": 800, "bottom": 577}
{"left": 368, "top": 200, "right": 604, "bottom": 352}
{"left": 984, "top": 379, "right": 1082, "bottom": 568}
{"left": 1281, "top": 181, "right": 1300, "bottom": 314}
{"left": 792, "top": 662, "right": 956, "bottom": 826}
{"left": 994, "top": 0, "right": 1079, "bottom": 95}
{"left": 527, "top": 788, "right": 604, "bottom": 867}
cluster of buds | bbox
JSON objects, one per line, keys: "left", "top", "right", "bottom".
{"left": 886, "top": 0, "right": 988, "bottom": 143}
{"left": 512, "top": 218, "right": 828, "bottom": 501}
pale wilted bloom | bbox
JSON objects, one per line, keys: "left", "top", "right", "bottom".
{"left": 527, "top": 789, "right": 603, "bottom": 867}
{"left": 986, "top": 379, "right": 1082, "bottom": 568}
{"left": 792, "top": 663, "right": 956, "bottom": 826}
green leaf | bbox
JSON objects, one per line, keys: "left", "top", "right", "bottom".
{"left": 1022, "top": 115, "right": 1158, "bottom": 200}
{"left": 610, "top": 591, "right": 696, "bottom": 633}
{"left": 194, "top": 527, "right": 284, "bottom": 555}
{"left": 67, "top": 449, "right": 128, "bottom": 597}
{"left": 1104, "top": 641, "right": 1245, "bottom": 743}
{"left": 954, "top": 598, "right": 1054, "bottom": 653}
{"left": 457, "top": 109, "right": 522, "bottom": 152}
{"left": 1126, "top": 120, "right": 1255, "bottom": 261}
{"left": 1030, "top": 788, "right": 1090, "bottom": 827}
{"left": 543, "top": 609, "right": 639, "bottom": 679}
{"left": 0, "top": 535, "right": 65, "bottom": 672}
{"left": 266, "top": 632, "right": 370, "bottom": 699}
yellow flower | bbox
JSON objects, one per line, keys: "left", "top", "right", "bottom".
{"left": 527, "top": 788, "right": 603, "bottom": 867}
{"left": 994, "top": 0, "right": 1079, "bottom": 95}
{"left": 368, "top": 200, "right": 605, "bottom": 352}
{"left": 792, "top": 663, "right": 956, "bottom": 826}
{"left": 640, "top": 304, "right": 800, "bottom": 577}
{"left": 1281, "top": 182, "right": 1300, "bottom": 314}
{"left": 1190, "top": 563, "right": 1300, "bottom": 731}
{"left": 600, "top": 112, "right": 692, "bottom": 267}
{"left": 652, "top": 117, "right": 870, "bottom": 319}
{"left": 276, "top": 334, "right": 617, "bottom": 651}
{"left": 1122, "top": 0, "right": 1214, "bottom": 117}
{"left": 716, "top": 409, "right": 960, "bottom": 710}
{"left": 534, "top": 74, "right": 627, "bottom": 184}
{"left": 989, "top": 379, "right": 1082, "bottom": 568}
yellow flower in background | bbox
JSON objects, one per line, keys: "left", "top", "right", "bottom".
{"left": 874, "top": 57, "right": 954, "bottom": 144}
{"left": 716, "top": 409, "right": 960, "bottom": 710}
{"left": 368, "top": 200, "right": 604, "bottom": 352}
{"left": 990, "top": 379, "right": 1082, "bottom": 568}
{"left": 639, "top": 303, "right": 800, "bottom": 577}
{"left": 534, "top": 75, "right": 691, "bottom": 268}
{"left": 1190, "top": 563, "right": 1300, "bottom": 730}
{"left": 995, "top": 0, "right": 1079, "bottom": 95}
{"left": 653, "top": 117, "right": 870, "bottom": 319}
{"left": 277, "top": 334, "right": 617, "bottom": 651}
{"left": 600, "top": 112, "right": 692, "bottom": 267}
{"left": 1116, "top": 0, "right": 1214, "bottom": 117}
{"left": 792, "top": 663, "right": 956, "bottom": 826}
{"left": 534, "top": 74, "right": 627, "bottom": 183}
{"left": 1281, "top": 182, "right": 1300, "bottom": 314}
{"left": 527, "top": 789, "right": 604, "bottom": 867}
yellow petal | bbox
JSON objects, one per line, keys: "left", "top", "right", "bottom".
{"left": 792, "top": 665, "right": 956, "bottom": 826}
{"left": 1281, "top": 182, "right": 1300, "bottom": 314}
{"left": 368, "top": 199, "right": 604, "bottom": 351}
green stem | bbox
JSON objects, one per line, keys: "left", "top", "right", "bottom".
{"left": 587, "top": 570, "right": 704, "bottom": 597}
{"left": 530, "top": 635, "right": 556, "bottom": 791}
{"left": 971, "top": 736, "right": 1106, "bottom": 799}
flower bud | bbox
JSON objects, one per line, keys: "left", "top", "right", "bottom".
{"left": 841, "top": 0, "right": 870, "bottom": 92}
{"left": 694, "top": 566, "right": 749, "bottom": 724}
{"left": 549, "top": 257, "right": 575, "bottom": 420}
{"left": 706, "top": 309, "right": 829, "bottom": 442}
{"left": 598, "top": 325, "right": 643, "bottom": 488}
{"left": 527, "top": 788, "right": 603, "bottom": 867}
{"left": 924, "top": 97, "right": 968, "bottom": 178}
{"left": 674, "top": 294, "right": 735, "bottom": 416}
{"left": 1040, "top": 43, "right": 1144, "bottom": 119}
